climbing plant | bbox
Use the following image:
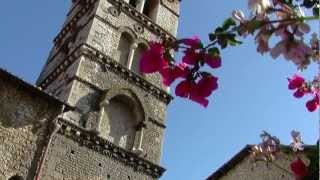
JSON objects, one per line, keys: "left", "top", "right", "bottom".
{"left": 139, "top": 0, "right": 319, "bottom": 178}
{"left": 140, "top": 0, "right": 320, "bottom": 111}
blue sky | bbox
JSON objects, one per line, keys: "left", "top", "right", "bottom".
{"left": 0, "top": 1, "right": 318, "bottom": 180}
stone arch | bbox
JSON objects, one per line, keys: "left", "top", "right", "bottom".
{"left": 135, "top": 38, "right": 149, "bottom": 46}
{"left": 118, "top": 26, "right": 138, "bottom": 39}
{"left": 97, "top": 89, "right": 148, "bottom": 151}
{"left": 102, "top": 88, "right": 148, "bottom": 119}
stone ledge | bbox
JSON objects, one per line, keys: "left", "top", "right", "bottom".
{"left": 57, "top": 118, "right": 166, "bottom": 178}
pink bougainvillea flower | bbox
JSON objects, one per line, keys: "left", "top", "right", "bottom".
{"left": 248, "top": 0, "right": 272, "bottom": 15}
{"left": 232, "top": 10, "right": 246, "bottom": 23}
{"left": 271, "top": 39, "right": 313, "bottom": 67}
{"left": 140, "top": 42, "right": 168, "bottom": 74}
{"left": 255, "top": 29, "right": 271, "bottom": 54}
{"left": 290, "top": 157, "right": 308, "bottom": 179}
{"left": 160, "top": 63, "right": 189, "bottom": 86}
{"left": 293, "top": 88, "right": 306, "bottom": 98}
{"left": 310, "top": 33, "right": 320, "bottom": 61}
{"left": 306, "top": 95, "right": 319, "bottom": 112}
{"left": 204, "top": 55, "right": 222, "bottom": 69}
{"left": 288, "top": 74, "right": 305, "bottom": 90}
{"left": 193, "top": 75, "right": 219, "bottom": 97}
{"left": 270, "top": 40, "right": 287, "bottom": 59}
{"left": 175, "top": 80, "right": 192, "bottom": 98}
{"left": 285, "top": 42, "right": 313, "bottom": 67}
{"left": 175, "top": 75, "right": 218, "bottom": 107}
{"left": 182, "top": 49, "right": 201, "bottom": 65}
{"left": 256, "top": 37, "right": 270, "bottom": 54}
{"left": 180, "top": 36, "right": 202, "bottom": 49}
{"left": 290, "top": 130, "right": 304, "bottom": 152}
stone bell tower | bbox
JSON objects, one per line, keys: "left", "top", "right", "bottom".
{"left": 35, "top": 0, "right": 180, "bottom": 179}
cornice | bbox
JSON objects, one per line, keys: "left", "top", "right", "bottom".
{"left": 38, "top": 43, "right": 173, "bottom": 105}
{"left": 57, "top": 118, "right": 166, "bottom": 178}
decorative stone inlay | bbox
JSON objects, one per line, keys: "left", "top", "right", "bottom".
{"left": 57, "top": 118, "right": 166, "bottom": 178}
{"left": 108, "top": 6, "right": 121, "bottom": 17}
{"left": 133, "top": 23, "right": 144, "bottom": 34}
{"left": 38, "top": 43, "right": 173, "bottom": 105}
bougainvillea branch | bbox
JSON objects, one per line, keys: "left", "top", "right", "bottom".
{"left": 139, "top": 0, "right": 319, "bottom": 111}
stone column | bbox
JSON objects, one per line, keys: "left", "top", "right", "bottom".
{"left": 96, "top": 99, "right": 110, "bottom": 137}
{"left": 127, "top": 43, "right": 138, "bottom": 69}
{"left": 136, "top": 0, "right": 146, "bottom": 13}
{"left": 133, "top": 122, "right": 146, "bottom": 155}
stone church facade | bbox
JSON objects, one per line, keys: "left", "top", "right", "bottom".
{"left": 0, "top": 0, "right": 180, "bottom": 179}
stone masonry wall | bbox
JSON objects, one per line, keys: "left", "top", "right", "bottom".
{"left": 0, "top": 75, "right": 61, "bottom": 180}
{"left": 217, "top": 152, "right": 310, "bottom": 180}
{"left": 41, "top": 134, "right": 157, "bottom": 180}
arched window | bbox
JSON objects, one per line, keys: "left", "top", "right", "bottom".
{"left": 143, "top": 0, "right": 159, "bottom": 21}
{"left": 105, "top": 96, "right": 138, "bottom": 150}
{"left": 117, "top": 33, "right": 134, "bottom": 66}
{"left": 131, "top": 43, "right": 148, "bottom": 75}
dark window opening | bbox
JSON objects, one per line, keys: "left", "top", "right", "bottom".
{"left": 132, "top": 43, "right": 148, "bottom": 75}
{"left": 105, "top": 96, "right": 137, "bottom": 150}
{"left": 117, "top": 33, "right": 134, "bottom": 66}
{"left": 8, "top": 175, "right": 24, "bottom": 180}
{"left": 71, "top": 150, "right": 75, "bottom": 154}
{"left": 142, "top": 0, "right": 159, "bottom": 21}
{"left": 129, "top": 0, "right": 138, "bottom": 7}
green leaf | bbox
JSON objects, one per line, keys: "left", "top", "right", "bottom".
{"left": 200, "top": 71, "right": 212, "bottom": 77}
{"left": 284, "top": 0, "right": 293, "bottom": 6}
{"left": 313, "top": 6, "right": 319, "bottom": 16}
{"left": 228, "top": 37, "right": 242, "bottom": 46}
{"left": 208, "top": 47, "right": 220, "bottom": 56}
{"left": 215, "top": 27, "right": 224, "bottom": 33}
{"left": 209, "top": 33, "right": 216, "bottom": 41}
{"left": 218, "top": 39, "right": 228, "bottom": 49}
{"left": 164, "top": 50, "right": 175, "bottom": 64}
{"left": 222, "top": 18, "right": 236, "bottom": 30}
{"left": 246, "top": 20, "right": 264, "bottom": 34}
